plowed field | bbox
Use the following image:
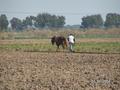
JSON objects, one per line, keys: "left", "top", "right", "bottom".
{"left": 0, "top": 51, "right": 120, "bottom": 90}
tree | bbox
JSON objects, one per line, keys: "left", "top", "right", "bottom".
{"left": 81, "top": 14, "right": 103, "bottom": 28}
{"left": 34, "top": 13, "right": 45, "bottom": 28}
{"left": 10, "top": 17, "right": 23, "bottom": 30}
{"left": 57, "top": 16, "right": 65, "bottom": 27}
{"left": 0, "top": 14, "right": 9, "bottom": 30}
{"left": 22, "top": 16, "right": 33, "bottom": 29}
{"left": 34, "top": 13, "right": 65, "bottom": 28}
{"left": 104, "top": 13, "right": 120, "bottom": 28}
{"left": 49, "top": 15, "right": 58, "bottom": 27}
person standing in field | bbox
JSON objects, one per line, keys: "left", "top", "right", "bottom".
{"left": 67, "top": 34, "right": 75, "bottom": 52}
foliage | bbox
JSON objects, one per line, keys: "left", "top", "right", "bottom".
{"left": 0, "top": 14, "right": 9, "bottom": 31}
{"left": 34, "top": 13, "right": 65, "bottom": 28}
{"left": 22, "top": 16, "right": 33, "bottom": 29}
{"left": 104, "top": 13, "right": 120, "bottom": 28}
{"left": 9, "top": 13, "right": 65, "bottom": 30}
{"left": 1, "top": 13, "right": 120, "bottom": 31}
{"left": 81, "top": 14, "right": 103, "bottom": 28}
{"left": 10, "top": 17, "right": 23, "bottom": 31}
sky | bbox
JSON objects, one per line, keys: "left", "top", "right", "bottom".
{"left": 0, "top": 0, "right": 120, "bottom": 25}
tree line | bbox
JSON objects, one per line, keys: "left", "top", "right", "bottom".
{"left": 81, "top": 13, "right": 120, "bottom": 28}
{"left": 0, "top": 13, "right": 65, "bottom": 31}
{"left": 0, "top": 13, "right": 120, "bottom": 31}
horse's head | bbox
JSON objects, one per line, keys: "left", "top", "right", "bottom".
{"left": 51, "top": 36, "right": 56, "bottom": 45}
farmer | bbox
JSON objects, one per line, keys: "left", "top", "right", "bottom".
{"left": 67, "top": 34, "right": 75, "bottom": 52}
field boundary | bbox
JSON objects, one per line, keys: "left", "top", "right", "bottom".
{"left": 23, "top": 50, "right": 120, "bottom": 54}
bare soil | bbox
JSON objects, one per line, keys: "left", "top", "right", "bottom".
{"left": 0, "top": 51, "right": 120, "bottom": 90}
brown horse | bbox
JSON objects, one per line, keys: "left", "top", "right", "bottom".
{"left": 51, "top": 36, "right": 68, "bottom": 50}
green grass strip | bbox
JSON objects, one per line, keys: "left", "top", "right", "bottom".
{"left": 0, "top": 42, "right": 120, "bottom": 53}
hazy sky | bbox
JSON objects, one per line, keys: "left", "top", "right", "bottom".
{"left": 0, "top": 0, "right": 120, "bottom": 25}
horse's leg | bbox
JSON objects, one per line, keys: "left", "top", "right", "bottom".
{"left": 62, "top": 44, "right": 65, "bottom": 49}
{"left": 56, "top": 45, "right": 59, "bottom": 51}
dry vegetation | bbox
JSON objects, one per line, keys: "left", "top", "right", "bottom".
{"left": 0, "top": 38, "right": 120, "bottom": 45}
{"left": 0, "top": 28, "right": 120, "bottom": 39}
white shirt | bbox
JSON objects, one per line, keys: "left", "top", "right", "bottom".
{"left": 68, "top": 35, "right": 75, "bottom": 43}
